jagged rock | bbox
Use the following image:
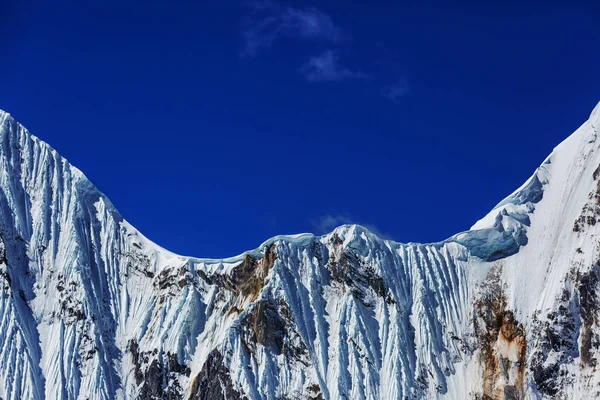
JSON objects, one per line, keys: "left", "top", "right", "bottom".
{"left": 189, "top": 350, "right": 246, "bottom": 400}
{"left": 128, "top": 339, "right": 189, "bottom": 400}
{"left": 0, "top": 104, "right": 599, "bottom": 399}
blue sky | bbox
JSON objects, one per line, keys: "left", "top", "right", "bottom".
{"left": 1, "top": 1, "right": 599, "bottom": 257}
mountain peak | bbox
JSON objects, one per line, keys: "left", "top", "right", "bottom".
{"left": 1, "top": 104, "right": 600, "bottom": 399}
{"left": 590, "top": 100, "right": 600, "bottom": 129}
{"left": 591, "top": 100, "right": 600, "bottom": 116}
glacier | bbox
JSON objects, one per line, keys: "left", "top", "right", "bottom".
{"left": 0, "top": 102, "right": 599, "bottom": 399}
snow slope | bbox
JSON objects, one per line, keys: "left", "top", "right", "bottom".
{"left": 0, "top": 102, "right": 598, "bottom": 399}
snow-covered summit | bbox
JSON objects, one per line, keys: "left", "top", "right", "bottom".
{"left": 0, "top": 103, "right": 600, "bottom": 400}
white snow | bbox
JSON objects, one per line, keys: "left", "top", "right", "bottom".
{"left": 0, "top": 102, "right": 598, "bottom": 399}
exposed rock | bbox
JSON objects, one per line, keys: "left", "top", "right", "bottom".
{"left": 199, "top": 244, "right": 278, "bottom": 306}
{"left": 189, "top": 350, "right": 246, "bottom": 400}
{"left": 1, "top": 105, "right": 600, "bottom": 399}
{"left": 307, "top": 383, "right": 324, "bottom": 400}
{"left": 578, "top": 266, "right": 600, "bottom": 368}
{"left": 327, "top": 246, "right": 388, "bottom": 304}
{"left": 122, "top": 250, "right": 154, "bottom": 278}
{"left": 128, "top": 339, "right": 190, "bottom": 400}
{"left": 242, "top": 299, "right": 286, "bottom": 353}
{"left": 239, "top": 297, "right": 309, "bottom": 364}
{"left": 530, "top": 286, "right": 579, "bottom": 397}
{"left": 155, "top": 265, "right": 196, "bottom": 297}
{"left": 474, "top": 267, "right": 526, "bottom": 400}
{"left": 573, "top": 164, "right": 600, "bottom": 233}
{"left": 528, "top": 263, "right": 600, "bottom": 397}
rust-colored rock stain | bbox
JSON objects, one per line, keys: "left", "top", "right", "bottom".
{"left": 475, "top": 268, "right": 527, "bottom": 400}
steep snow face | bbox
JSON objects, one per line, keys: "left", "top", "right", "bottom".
{"left": 0, "top": 103, "right": 598, "bottom": 400}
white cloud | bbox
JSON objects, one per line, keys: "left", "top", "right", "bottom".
{"left": 314, "top": 214, "right": 354, "bottom": 233}
{"left": 242, "top": 2, "right": 342, "bottom": 58}
{"left": 313, "top": 214, "right": 394, "bottom": 240}
{"left": 382, "top": 78, "right": 410, "bottom": 103}
{"left": 242, "top": 2, "right": 409, "bottom": 101}
{"left": 300, "top": 50, "right": 368, "bottom": 82}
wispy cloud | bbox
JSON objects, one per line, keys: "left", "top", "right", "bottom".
{"left": 242, "top": 1, "right": 343, "bottom": 58}
{"left": 382, "top": 79, "right": 410, "bottom": 103}
{"left": 241, "top": 2, "right": 410, "bottom": 103}
{"left": 312, "top": 214, "right": 394, "bottom": 240}
{"left": 360, "top": 224, "right": 395, "bottom": 241}
{"left": 314, "top": 214, "right": 354, "bottom": 233}
{"left": 372, "top": 45, "right": 410, "bottom": 103}
{"left": 300, "top": 50, "right": 368, "bottom": 82}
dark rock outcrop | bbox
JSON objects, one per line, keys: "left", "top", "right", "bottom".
{"left": 189, "top": 350, "right": 246, "bottom": 400}
{"left": 474, "top": 267, "right": 526, "bottom": 400}
{"left": 128, "top": 339, "right": 190, "bottom": 400}
{"left": 327, "top": 238, "right": 388, "bottom": 305}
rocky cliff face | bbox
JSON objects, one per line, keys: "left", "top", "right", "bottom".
{"left": 0, "top": 103, "right": 599, "bottom": 399}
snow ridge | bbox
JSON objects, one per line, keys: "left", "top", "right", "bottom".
{"left": 0, "top": 103, "right": 599, "bottom": 399}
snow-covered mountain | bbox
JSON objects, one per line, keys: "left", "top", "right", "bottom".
{"left": 0, "top": 103, "right": 599, "bottom": 400}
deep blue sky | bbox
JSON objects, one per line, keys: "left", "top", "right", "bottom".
{"left": 1, "top": 1, "right": 599, "bottom": 257}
